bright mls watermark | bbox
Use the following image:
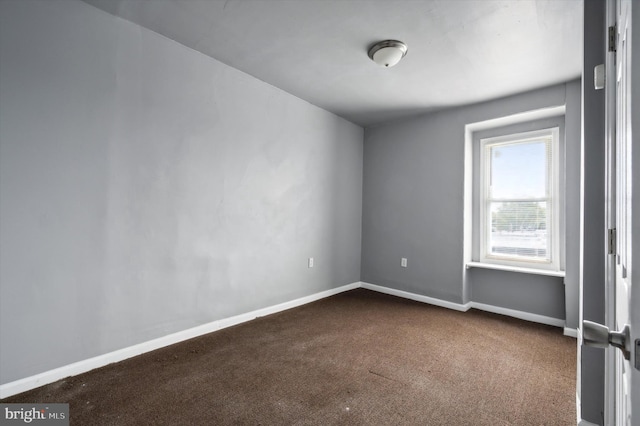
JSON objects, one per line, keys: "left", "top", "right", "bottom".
{"left": 0, "top": 404, "right": 68, "bottom": 425}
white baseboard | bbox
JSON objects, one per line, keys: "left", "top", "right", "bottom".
{"left": 1, "top": 280, "right": 569, "bottom": 399}
{"left": 0, "top": 282, "right": 360, "bottom": 399}
{"left": 578, "top": 420, "right": 600, "bottom": 426}
{"left": 564, "top": 327, "right": 578, "bottom": 338}
{"left": 360, "top": 282, "right": 471, "bottom": 311}
{"left": 361, "top": 282, "right": 566, "bottom": 329}
{"left": 468, "top": 301, "right": 566, "bottom": 328}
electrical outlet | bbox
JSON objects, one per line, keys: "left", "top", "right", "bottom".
{"left": 401, "top": 258, "right": 408, "bottom": 268}
{"left": 308, "top": 257, "right": 314, "bottom": 268}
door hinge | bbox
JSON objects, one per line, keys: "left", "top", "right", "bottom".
{"left": 608, "top": 228, "right": 616, "bottom": 255}
{"left": 609, "top": 25, "right": 617, "bottom": 52}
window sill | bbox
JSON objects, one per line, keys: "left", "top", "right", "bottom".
{"left": 466, "top": 261, "right": 566, "bottom": 277}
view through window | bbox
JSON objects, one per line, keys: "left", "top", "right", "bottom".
{"left": 480, "top": 128, "right": 559, "bottom": 269}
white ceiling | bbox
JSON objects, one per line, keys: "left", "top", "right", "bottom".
{"left": 81, "top": 0, "right": 583, "bottom": 127}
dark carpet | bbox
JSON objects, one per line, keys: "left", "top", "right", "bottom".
{"left": 3, "top": 289, "right": 576, "bottom": 425}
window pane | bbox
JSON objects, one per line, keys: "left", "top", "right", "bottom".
{"left": 490, "top": 141, "right": 547, "bottom": 199}
{"left": 489, "top": 201, "right": 549, "bottom": 261}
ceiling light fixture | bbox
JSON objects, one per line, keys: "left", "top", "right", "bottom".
{"left": 368, "top": 40, "right": 408, "bottom": 68}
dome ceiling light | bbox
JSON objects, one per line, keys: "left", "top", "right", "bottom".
{"left": 367, "top": 40, "right": 408, "bottom": 68}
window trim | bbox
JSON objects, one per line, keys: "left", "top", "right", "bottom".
{"left": 478, "top": 127, "right": 561, "bottom": 271}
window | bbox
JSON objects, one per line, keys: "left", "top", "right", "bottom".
{"left": 479, "top": 128, "right": 560, "bottom": 270}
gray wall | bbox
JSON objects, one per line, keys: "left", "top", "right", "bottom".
{"left": 362, "top": 81, "right": 581, "bottom": 324}
{"left": 580, "top": 0, "right": 606, "bottom": 423}
{"left": 0, "top": 0, "right": 363, "bottom": 385}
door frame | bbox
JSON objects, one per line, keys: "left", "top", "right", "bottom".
{"left": 604, "top": 1, "right": 617, "bottom": 424}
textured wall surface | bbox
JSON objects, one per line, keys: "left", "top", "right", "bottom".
{"left": 0, "top": 0, "right": 363, "bottom": 384}
{"left": 362, "top": 82, "right": 580, "bottom": 321}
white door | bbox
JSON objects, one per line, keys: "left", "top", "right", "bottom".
{"left": 611, "top": 0, "right": 638, "bottom": 424}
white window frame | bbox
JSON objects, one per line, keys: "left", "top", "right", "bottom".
{"left": 479, "top": 127, "right": 560, "bottom": 271}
